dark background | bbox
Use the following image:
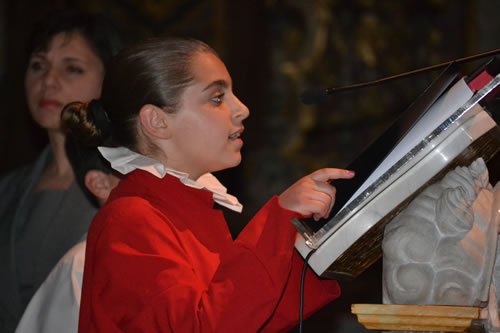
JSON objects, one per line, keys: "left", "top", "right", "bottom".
{"left": 1, "top": 1, "right": 499, "bottom": 331}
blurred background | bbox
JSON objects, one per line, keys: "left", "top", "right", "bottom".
{"left": 1, "top": 0, "right": 499, "bottom": 331}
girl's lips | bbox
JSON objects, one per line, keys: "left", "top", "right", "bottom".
{"left": 229, "top": 127, "right": 245, "bottom": 140}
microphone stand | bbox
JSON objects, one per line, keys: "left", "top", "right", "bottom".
{"left": 301, "top": 48, "right": 500, "bottom": 104}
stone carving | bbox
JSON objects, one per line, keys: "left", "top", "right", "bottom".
{"left": 382, "top": 158, "right": 500, "bottom": 331}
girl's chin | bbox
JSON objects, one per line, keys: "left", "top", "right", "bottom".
{"left": 231, "top": 154, "right": 242, "bottom": 167}
{"left": 216, "top": 157, "right": 242, "bottom": 173}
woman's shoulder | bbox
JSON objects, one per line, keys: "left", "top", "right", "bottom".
{"left": 0, "top": 164, "right": 33, "bottom": 187}
{"left": 0, "top": 165, "right": 39, "bottom": 210}
{"left": 0, "top": 147, "right": 51, "bottom": 190}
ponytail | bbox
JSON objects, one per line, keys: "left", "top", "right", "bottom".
{"left": 61, "top": 99, "right": 112, "bottom": 147}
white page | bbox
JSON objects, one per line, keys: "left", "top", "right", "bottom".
{"left": 343, "top": 78, "right": 474, "bottom": 209}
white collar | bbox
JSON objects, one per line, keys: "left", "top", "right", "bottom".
{"left": 98, "top": 146, "right": 243, "bottom": 213}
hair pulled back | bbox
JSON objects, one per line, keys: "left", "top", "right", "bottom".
{"left": 61, "top": 37, "right": 218, "bottom": 150}
{"left": 62, "top": 101, "right": 114, "bottom": 208}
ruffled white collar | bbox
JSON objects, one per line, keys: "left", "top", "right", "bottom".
{"left": 98, "top": 146, "right": 243, "bottom": 213}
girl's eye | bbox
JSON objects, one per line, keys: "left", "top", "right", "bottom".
{"left": 66, "top": 65, "right": 84, "bottom": 75}
{"left": 211, "top": 93, "right": 224, "bottom": 105}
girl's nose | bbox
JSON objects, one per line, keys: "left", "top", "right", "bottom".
{"left": 232, "top": 95, "right": 250, "bottom": 122}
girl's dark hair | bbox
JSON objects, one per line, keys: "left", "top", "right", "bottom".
{"left": 65, "top": 135, "right": 113, "bottom": 209}
{"left": 62, "top": 100, "right": 115, "bottom": 208}
{"left": 61, "top": 37, "right": 218, "bottom": 151}
{"left": 26, "top": 9, "right": 123, "bottom": 68}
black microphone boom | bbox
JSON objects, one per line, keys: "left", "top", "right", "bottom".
{"left": 300, "top": 48, "right": 500, "bottom": 105}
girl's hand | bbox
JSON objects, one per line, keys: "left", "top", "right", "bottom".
{"left": 279, "top": 168, "right": 355, "bottom": 221}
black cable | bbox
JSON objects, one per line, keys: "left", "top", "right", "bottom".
{"left": 299, "top": 249, "right": 316, "bottom": 333}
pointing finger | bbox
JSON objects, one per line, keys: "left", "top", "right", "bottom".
{"left": 310, "top": 168, "right": 355, "bottom": 183}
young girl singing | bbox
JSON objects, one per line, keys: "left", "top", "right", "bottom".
{"left": 62, "top": 37, "right": 354, "bottom": 332}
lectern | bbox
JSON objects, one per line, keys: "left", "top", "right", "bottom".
{"left": 293, "top": 58, "right": 500, "bottom": 280}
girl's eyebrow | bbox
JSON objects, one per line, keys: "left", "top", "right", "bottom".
{"left": 202, "top": 79, "right": 229, "bottom": 92}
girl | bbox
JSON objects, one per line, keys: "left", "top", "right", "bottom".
{"left": 63, "top": 37, "right": 354, "bottom": 332}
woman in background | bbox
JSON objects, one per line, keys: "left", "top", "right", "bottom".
{"left": 0, "top": 9, "right": 122, "bottom": 332}
{"left": 15, "top": 135, "right": 121, "bottom": 333}
{"left": 64, "top": 37, "right": 355, "bottom": 332}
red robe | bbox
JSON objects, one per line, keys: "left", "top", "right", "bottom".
{"left": 79, "top": 170, "right": 340, "bottom": 332}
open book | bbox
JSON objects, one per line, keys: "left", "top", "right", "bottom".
{"left": 293, "top": 58, "right": 500, "bottom": 279}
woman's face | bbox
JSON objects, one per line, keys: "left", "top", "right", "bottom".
{"left": 25, "top": 32, "right": 105, "bottom": 131}
{"left": 164, "top": 51, "right": 250, "bottom": 179}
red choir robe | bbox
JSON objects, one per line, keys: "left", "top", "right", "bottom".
{"left": 79, "top": 169, "right": 340, "bottom": 332}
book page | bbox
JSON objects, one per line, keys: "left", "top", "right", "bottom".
{"left": 343, "top": 78, "right": 474, "bottom": 209}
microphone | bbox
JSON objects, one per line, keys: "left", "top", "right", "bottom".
{"left": 300, "top": 48, "right": 500, "bottom": 105}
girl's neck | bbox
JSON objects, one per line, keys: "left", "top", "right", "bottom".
{"left": 137, "top": 138, "right": 203, "bottom": 181}
{"left": 137, "top": 132, "right": 206, "bottom": 181}
{"left": 152, "top": 153, "right": 203, "bottom": 181}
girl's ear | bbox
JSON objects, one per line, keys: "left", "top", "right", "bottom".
{"left": 138, "top": 104, "right": 171, "bottom": 139}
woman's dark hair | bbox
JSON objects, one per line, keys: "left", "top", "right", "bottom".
{"left": 61, "top": 37, "right": 218, "bottom": 151}
{"left": 26, "top": 9, "right": 123, "bottom": 68}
